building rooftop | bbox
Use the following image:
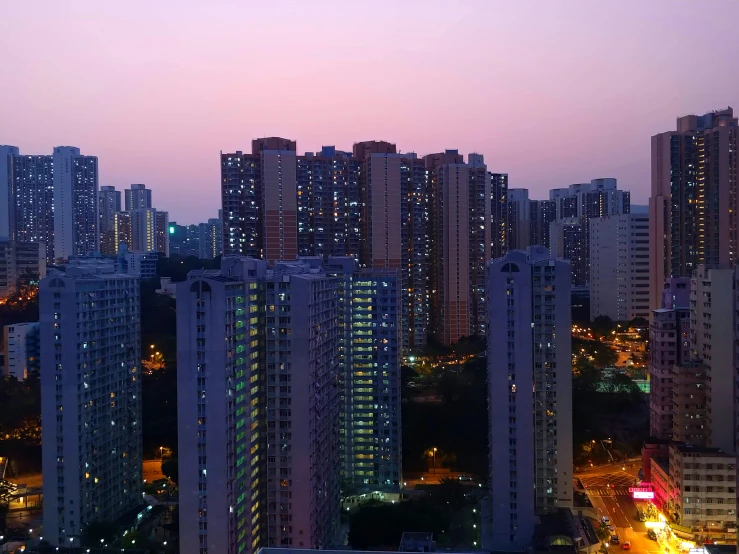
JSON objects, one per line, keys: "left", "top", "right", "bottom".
{"left": 671, "top": 442, "right": 729, "bottom": 456}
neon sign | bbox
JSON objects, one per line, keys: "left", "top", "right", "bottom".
{"left": 629, "top": 487, "right": 654, "bottom": 499}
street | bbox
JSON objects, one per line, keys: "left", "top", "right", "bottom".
{"left": 579, "top": 468, "right": 660, "bottom": 554}
{"left": 6, "top": 459, "right": 166, "bottom": 491}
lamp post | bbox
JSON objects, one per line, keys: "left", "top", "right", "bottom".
{"left": 432, "top": 447, "right": 437, "bottom": 475}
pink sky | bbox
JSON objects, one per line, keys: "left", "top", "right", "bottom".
{"left": 1, "top": 0, "right": 738, "bottom": 223}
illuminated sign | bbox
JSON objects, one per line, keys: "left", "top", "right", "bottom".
{"left": 169, "top": 226, "right": 175, "bottom": 234}
{"left": 632, "top": 490, "right": 655, "bottom": 499}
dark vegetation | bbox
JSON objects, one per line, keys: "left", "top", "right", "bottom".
{"left": 348, "top": 478, "right": 478, "bottom": 549}
{"left": 402, "top": 355, "right": 489, "bottom": 477}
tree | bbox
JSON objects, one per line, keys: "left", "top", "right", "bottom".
{"left": 592, "top": 315, "right": 614, "bottom": 338}
{"left": 162, "top": 458, "right": 179, "bottom": 485}
{"left": 595, "top": 521, "right": 612, "bottom": 542}
{"left": 81, "top": 521, "right": 119, "bottom": 547}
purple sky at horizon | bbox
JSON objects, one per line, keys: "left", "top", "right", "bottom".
{"left": 2, "top": 1, "right": 738, "bottom": 224}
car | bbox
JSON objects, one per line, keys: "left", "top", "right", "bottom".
{"left": 647, "top": 529, "right": 657, "bottom": 541}
{"left": 611, "top": 535, "right": 620, "bottom": 544}
{"left": 622, "top": 541, "right": 631, "bottom": 550}
{"left": 458, "top": 474, "right": 472, "bottom": 482}
{"left": 602, "top": 516, "right": 611, "bottom": 524}
{"left": 608, "top": 525, "right": 616, "bottom": 533}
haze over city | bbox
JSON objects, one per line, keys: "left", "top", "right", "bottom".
{"left": 2, "top": 0, "right": 739, "bottom": 222}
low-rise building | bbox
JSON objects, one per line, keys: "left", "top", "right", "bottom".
{"left": 117, "top": 247, "right": 158, "bottom": 279}
{"left": 0, "top": 240, "right": 46, "bottom": 298}
{"left": 2, "top": 322, "right": 40, "bottom": 380}
{"left": 667, "top": 442, "right": 737, "bottom": 535}
{"left": 650, "top": 455, "right": 669, "bottom": 512}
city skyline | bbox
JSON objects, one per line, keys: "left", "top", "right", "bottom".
{"left": 2, "top": 1, "right": 738, "bottom": 222}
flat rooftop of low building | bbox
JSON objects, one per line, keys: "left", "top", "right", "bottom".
{"left": 671, "top": 442, "right": 728, "bottom": 455}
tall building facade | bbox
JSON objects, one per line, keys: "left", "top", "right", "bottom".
{"left": 529, "top": 199, "right": 556, "bottom": 250}
{"left": 222, "top": 138, "right": 429, "bottom": 352}
{"left": 99, "top": 186, "right": 122, "bottom": 255}
{"left": 176, "top": 257, "right": 399, "bottom": 553}
{"left": 507, "top": 188, "right": 530, "bottom": 251}
{"left": 169, "top": 222, "right": 200, "bottom": 257}
{"left": 549, "top": 219, "right": 588, "bottom": 288}
{"left": 427, "top": 151, "right": 491, "bottom": 345}
{"left": 0, "top": 145, "right": 20, "bottom": 239}
{"left": 39, "top": 259, "right": 142, "bottom": 547}
{"left": 198, "top": 218, "right": 222, "bottom": 259}
{"left": 130, "top": 208, "right": 157, "bottom": 253}
{"left": 9, "top": 154, "right": 55, "bottom": 262}
{"left": 52, "top": 147, "right": 99, "bottom": 261}
{"left": 358, "top": 143, "right": 428, "bottom": 352}
{"left": 689, "top": 266, "right": 736, "bottom": 453}
{"left": 296, "top": 148, "right": 362, "bottom": 259}
{"left": 124, "top": 183, "right": 152, "bottom": 211}
{"left": 155, "top": 210, "right": 170, "bottom": 256}
{"left": 485, "top": 247, "right": 573, "bottom": 551}
{"left": 648, "top": 278, "right": 690, "bottom": 440}
{"left": 176, "top": 258, "right": 268, "bottom": 554}
{"left": 649, "top": 108, "right": 739, "bottom": 313}
{"left": 490, "top": 173, "right": 509, "bottom": 259}
{"left": 589, "top": 213, "right": 650, "bottom": 321}
{"left": 113, "top": 211, "right": 132, "bottom": 252}
{"left": 325, "top": 257, "right": 402, "bottom": 492}
{"left": 263, "top": 261, "right": 340, "bottom": 549}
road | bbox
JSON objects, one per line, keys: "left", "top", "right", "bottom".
{"left": 579, "top": 469, "right": 660, "bottom": 554}
{"left": 5, "top": 459, "right": 166, "bottom": 493}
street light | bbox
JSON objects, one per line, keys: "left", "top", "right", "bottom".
{"left": 160, "top": 446, "right": 164, "bottom": 460}
{"left": 431, "top": 447, "right": 438, "bottom": 474}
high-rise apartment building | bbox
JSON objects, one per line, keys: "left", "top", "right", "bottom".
{"left": 113, "top": 211, "right": 132, "bottom": 252}
{"left": 529, "top": 200, "right": 557, "bottom": 250}
{"left": 0, "top": 145, "right": 20, "bottom": 239}
{"left": 130, "top": 208, "right": 157, "bottom": 253}
{"left": 357, "top": 142, "right": 428, "bottom": 352}
{"left": 506, "top": 191, "right": 556, "bottom": 252}
{"left": 99, "top": 186, "right": 122, "bottom": 255}
{"left": 9, "top": 153, "right": 55, "bottom": 262}
{"left": 39, "top": 259, "right": 142, "bottom": 547}
{"left": 296, "top": 148, "right": 362, "bottom": 259}
{"left": 325, "top": 257, "right": 402, "bottom": 492}
{"left": 589, "top": 213, "right": 650, "bottom": 321}
{"left": 689, "top": 265, "right": 736, "bottom": 453}
{"left": 648, "top": 278, "right": 690, "bottom": 440}
{"left": 0, "top": 240, "right": 47, "bottom": 298}
{"left": 549, "top": 219, "right": 588, "bottom": 288}
{"left": 484, "top": 247, "right": 573, "bottom": 551}
{"left": 124, "top": 183, "right": 152, "bottom": 211}
{"left": 507, "top": 189, "right": 530, "bottom": 251}
{"left": 222, "top": 139, "right": 429, "bottom": 352}
{"left": 177, "top": 257, "right": 368, "bottom": 553}
{"left": 169, "top": 222, "right": 200, "bottom": 258}
{"left": 427, "top": 151, "right": 491, "bottom": 345}
{"left": 490, "top": 173, "right": 509, "bottom": 259}
{"left": 176, "top": 258, "right": 268, "bottom": 554}
{"left": 649, "top": 108, "right": 739, "bottom": 313}
{"left": 52, "top": 147, "right": 99, "bottom": 261}
{"left": 155, "top": 210, "right": 170, "bottom": 256}
{"left": 198, "top": 218, "right": 222, "bottom": 260}
{"left": 263, "top": 261, "right": 340, "bottom": 549}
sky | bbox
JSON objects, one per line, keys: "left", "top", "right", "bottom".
{"left": 1, "top": 1, "right": 738, "bottom": 224}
